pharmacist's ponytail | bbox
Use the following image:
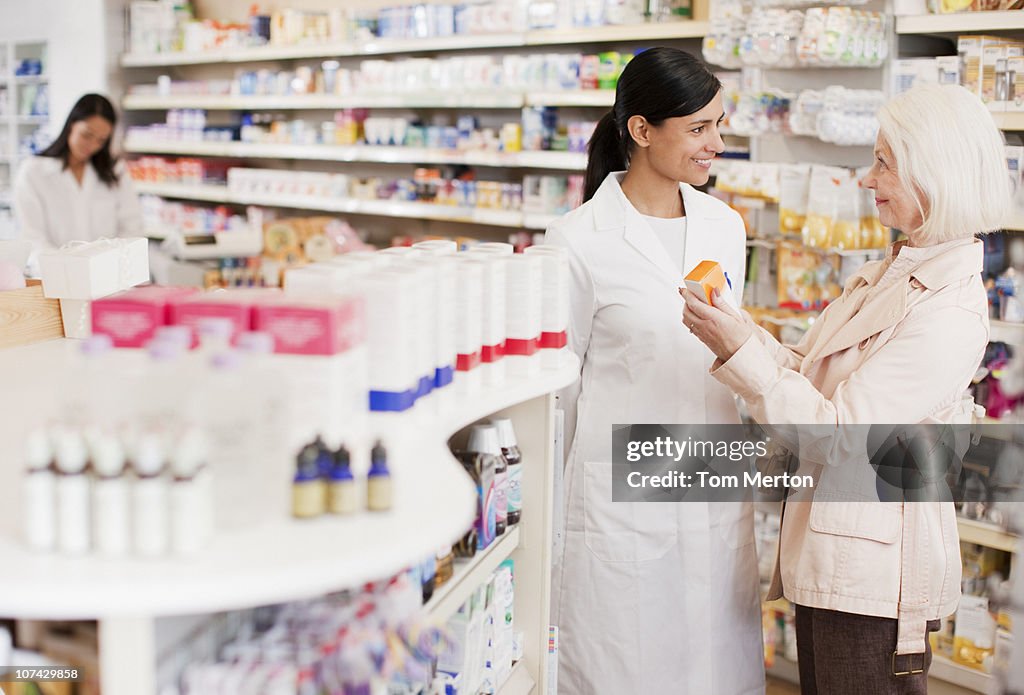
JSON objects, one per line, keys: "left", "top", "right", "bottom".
{"left": 584, "top": 111, "right": 626, "bottom": 203}
{"left": 583, "top": 47, "right": 722, "bottom": 203}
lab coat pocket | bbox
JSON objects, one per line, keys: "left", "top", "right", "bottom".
{"left": 583, "top": 461, "right": 678, "bottom": 562}
{"left": 713, "top": 502, "right": 756, "bottom": 549}
{"left": 809, "top": 501, "right": 901, "bottom": 544}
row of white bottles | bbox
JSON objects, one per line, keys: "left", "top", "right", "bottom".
{"left": 23, "top": 425, "right": 214, "bottom": 558}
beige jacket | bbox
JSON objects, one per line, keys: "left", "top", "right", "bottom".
{"left": 713, "top": 237, "right": 989, "bottom": 655}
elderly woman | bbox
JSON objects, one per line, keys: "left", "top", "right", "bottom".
{"left": 682, "top": 83, "right": 1011, "bottom": 694}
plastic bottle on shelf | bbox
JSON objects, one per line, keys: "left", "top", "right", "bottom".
{"left": 468, "top": 424, "right": 507, "bottom": 536}
{"left": 170, "top": 427, "right": 213, "bottom": 555}
{"left": 53, "top": 427, "right": 90, "bottom": 555}
{"left": 132, "top": 433, "right": 169, "bottom": 557}
{"left": 292, "top": 444, "right": 326, "bottom": 519}
{"left": 23, "top": 428, "right": 55, "bottom": 552}
{"left": 492, "top": 418, "right": 522, "bottom": 526}
{"left": 367, "top": 440, "right": 392, "bottom": 512}
{"left": 328, "top": 443, "right": 360, "bottom": 515}
{"left": 91, "top": 432, "right": 129, "bottom": 557}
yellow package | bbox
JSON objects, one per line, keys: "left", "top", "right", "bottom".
{"left": 778, "top": 164, "right": 811, "bottom": 235}
{"left": 801, "top": 165, "right": 847, "bottom": 249}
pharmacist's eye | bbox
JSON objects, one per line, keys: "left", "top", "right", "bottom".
{"left": 692, "top": 126, "right": 705, "bottom": 134}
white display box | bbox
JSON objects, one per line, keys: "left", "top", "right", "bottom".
{"left": 39, "top": 237, "right": 149, "bottom": 300}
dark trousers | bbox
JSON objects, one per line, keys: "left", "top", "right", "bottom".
{"left": 795, "top": 604, "right": 941, "bottom": 695}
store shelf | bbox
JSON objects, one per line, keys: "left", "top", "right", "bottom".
{"left": 497, "top": 661, "right": 536, "bottom": 695}
{"left": 123, "top": 139, "right": 587, "bottom": 170}
{"left": 896, "top": 10, "right": 1024, "bottom": 35}
{"left": 957, "top": 517, "right": 1019, "bottom": 553}
{"left": 525, "top": 90, "right": 615, "bottom": 107}
{"left": 133, "top": 181, "right": 556, "bottom": 229}
{"left": 13, "top": 74, "right": 47, "bottom": 84}
{"left": 423, "top": 526, "right": 520, "bottom": 624}
{"left": 993, "top": 112, "right": 1024, "bottom": 132}
{"left": 14, "top": 115, "right": 47, "bottom": 125}
{"left": 929, "top": 654, "right": 991, "bottom": 693}
{"left": 526, "top": 21, "right": 709, "bottom": 45}
{"left": 121, "top": 23, "right": 710, "bottom": 68}
{"left": 123, "top": 92, "right": 527, "bottom": 111}
{"left": 990, "top": 319, "right": 1024, "bottom": 344}
{"left": 0, "top": 339, "right": 580, "bottom": 619}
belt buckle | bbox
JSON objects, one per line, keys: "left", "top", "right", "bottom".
{"left": 892, "top": 651, "right": 925, "bottom": 677}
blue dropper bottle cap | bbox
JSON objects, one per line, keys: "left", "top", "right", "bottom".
{"left": 369, "top": 440, "right": 389, "bottom": 477}
{"left": 330, "top": 444, "right": 353, "bottom": 482}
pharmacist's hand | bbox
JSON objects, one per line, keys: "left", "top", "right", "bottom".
{"left": 679, "top": 287, "right": 752, "bottom": 363}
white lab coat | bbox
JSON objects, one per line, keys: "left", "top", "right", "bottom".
{"left": 14, "top": 155, "right": 142, "bottom": 254}
{"left": 545, "top": 173, "right": 764, "bottom": 695}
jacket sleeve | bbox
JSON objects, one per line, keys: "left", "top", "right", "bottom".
{"left": 114, "top": 163, "right": 143, "bottom": 238}
{"left": 544, "top": 223, "right": 595, "bottom": 465}
{"left": 13, "top": 160, "right": 54, "bottom": 253}
{"left": 712, "top": 301, "right": 987, "bottom": 463}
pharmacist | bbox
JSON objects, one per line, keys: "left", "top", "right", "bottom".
{"left": 545, "top": 48, "right": 762, "bottom": 695}
{"left": 14, "top": 93, "right": 142, "bottom": 261}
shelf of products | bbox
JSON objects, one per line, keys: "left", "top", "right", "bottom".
{"left": 424, "top": 525, "right": 521, "bottom": 624}
{"left": 994, "top": 113, "right": 1024, "bottom": 132}
{"left": 121, "top": 22, "right": 710, "bottom": 68}
{"left": 0, "top": 339, "right": 579, "bottom": 620}
{"left": 123, "top": 139, "right": 588, "bottom": 171}
{"left": 957, "top": 517, "right": 1020, "bottom": 554}
{"left": 133, "top": 181, "right": 559, "bottom": 230}
{"left": 896, "top": 11, "right": 1024, "bottom": 36}
{"left": 122, "top": 91, "right": 616, "bottom": 111}
{"left": 930, "top": 654, "right": 992, "bottom": 693}
{"left": 991, "top": 319, "right": 1024, "bottom": 344}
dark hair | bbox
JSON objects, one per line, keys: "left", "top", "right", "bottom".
{"left": 583, "top": 47, "right": 721, "bottom": 202}
{"left": 40, "top": 93, "right": 120, "bottom": 186}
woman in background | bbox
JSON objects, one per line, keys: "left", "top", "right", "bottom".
{"left": 15, "top": 93, "right": 141, "bottom": 254}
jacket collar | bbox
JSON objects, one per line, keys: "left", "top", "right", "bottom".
{"left": 589, "top": 172, "right": 727, "bottom": 280}
{"left": 805, "top": 238, "right": 983, "bottom": 364}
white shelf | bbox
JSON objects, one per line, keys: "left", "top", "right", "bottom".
{"left": 990, "top": 319, "right": 1024, "bottom": 344}
{"left": 13, "top": 74, "right": 47, "bottom": 84}
{"left": 498, "top": 661, "right": 536, "bottom": 695}
{"left": 993, "top": 112, "right": 1024, "bottom": 132}
{"left": 0, "top": 339, "right": 580, "bottom": 619}
{"left": 1005, "top": 209, "right": 1024, "bottom": 232}
{"left": 423, "top": 525, "right": 520, "bottom": 624}
{"left": 121, "top": 23, "right": 710, "bottom": 68}
{"left": 526, "top": 20, "right": 709, "bottom": 44}
{"left": 123, "top": 90, "right": 616, "bottom": 111}
{"left": 929, "top": 655, "right": 991, "bottom": 693}
{"left": 133, "top": 181, "right": 556, "bottom": 229}
{"left": 123, "top": 139, "right": 587, "bottom": 170}
{"left": 525, "top": 90, "right": 615, "bottom": 107}
{"left": 14, "top": 115, "right": 47, "bottom": 125}
{"left": 957, "top": 517, "right": 1019, "bottom": 553}
{"left": 896, "top": 10, "right": 1024, "bottom": 35}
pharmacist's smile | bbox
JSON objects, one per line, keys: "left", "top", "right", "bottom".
{"left": 693, "top": 157, "right": 714, "bottom": 169}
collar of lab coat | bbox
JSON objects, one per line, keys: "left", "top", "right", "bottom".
{"left": 33, "top": 154, "right": 100, "bottom": 191}
{"left": 805, "top": 237, "right": 983, "bottom": 363}
{"left": 590, "top": 171, "right": 727, "bottom": 281}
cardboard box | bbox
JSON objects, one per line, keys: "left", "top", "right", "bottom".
{"left": 91, "top": 286, "right": 198, "bottom": 348}
{"left": 38, "top": 238, "right": 149, "bottom": 300}
{"left": 684, "top": 260, "right": 728, "bottom": 304}
{"left": 252, "top": 294, "right": 365, "bottom": 356}
{"left": 1010, "top": 56, "right": 1024, "bottom": 112}
{"left": 168, "top": 291, "right": 257, "bottom": 346}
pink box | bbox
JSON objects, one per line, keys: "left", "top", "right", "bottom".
{"left": 252, "top": 294, "right": 366, "bottom": 356}
{"left": 91, "top": 286, "right": 198, "bottom": 348}
{"left": 168, "top": 292, "right": 259, "bottom": 347}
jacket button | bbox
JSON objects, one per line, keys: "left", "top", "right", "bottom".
{"left": 859, "top": 337, "right": 871, "bottom": 350}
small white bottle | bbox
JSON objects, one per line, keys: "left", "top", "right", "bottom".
{"left": 132, "top": 434, "right": 169, "bottom": 558}
{"left": 53, "top": 427, "right": 90, "bottom": 555}
{"left": 91, "top": 433, "right": 129, "bottom": 557}
{"left": 170, "top": 427, "right": 213, "bottom": 555}
{"left": 23, "top": 428, "right": 56, "bottom": 552}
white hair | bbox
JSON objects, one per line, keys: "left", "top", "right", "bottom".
{"left": 877, "top": 83, "right": 1011, "bottom": 243}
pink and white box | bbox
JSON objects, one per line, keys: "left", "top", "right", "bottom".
{"left": 91, "top": 286, "right": 199, "bottom": 348}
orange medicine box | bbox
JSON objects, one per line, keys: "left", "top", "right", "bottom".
{"left": 684, "top": 260, "right": 728, "bottom": 304}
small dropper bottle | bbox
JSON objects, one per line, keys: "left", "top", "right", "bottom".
{"left": 366, "top": 440, "right": 392, "bottom": 512}
{"left": 328, "top": 443, "right": 360, "bottom": 515}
